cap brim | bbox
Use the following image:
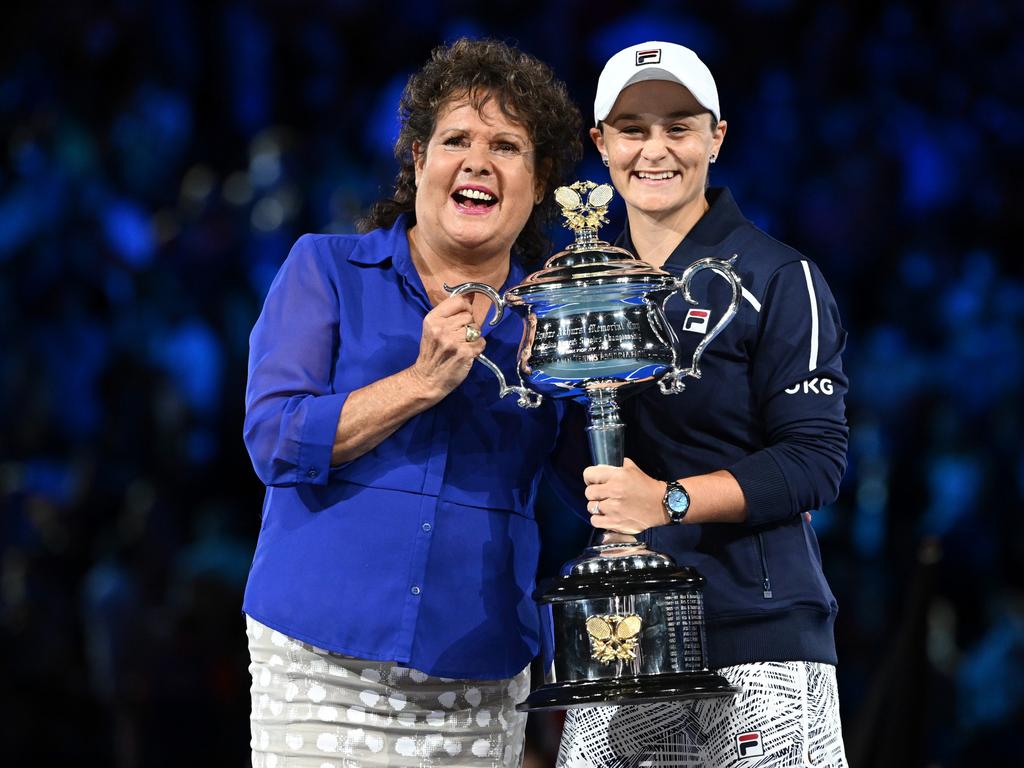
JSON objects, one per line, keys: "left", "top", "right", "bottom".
{"left": 596, "top": 68, "right": 717, "bottom": 123}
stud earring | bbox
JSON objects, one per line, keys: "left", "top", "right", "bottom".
{"left": 601, "top": 156, "right": 609, "bottom": 167}
{"left": 709, "top": 154, "right": 717, "bottom": 164}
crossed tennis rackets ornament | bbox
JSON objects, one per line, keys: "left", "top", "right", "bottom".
{"left": 585, "top": 613, "right": 643, "bottom": 664}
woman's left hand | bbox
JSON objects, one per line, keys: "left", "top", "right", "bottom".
{"left": 583, "top": 458, "right": 668, "bottom": 534}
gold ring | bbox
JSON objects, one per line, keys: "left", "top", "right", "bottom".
{"left": 465, "top": 324, "right": 481, "bottom": 342}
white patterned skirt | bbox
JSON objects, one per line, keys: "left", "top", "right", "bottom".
{"left": 246, "top": 615, "right": 529, "bottom": 767}
{"left": 556, "top": 661, "right": 848, "bottom": 767}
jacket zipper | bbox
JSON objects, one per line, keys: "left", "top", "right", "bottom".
{"left": 756, "top": 533, "right": 773, "bottom": 599}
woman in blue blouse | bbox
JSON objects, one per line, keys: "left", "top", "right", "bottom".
{"left": 242, "top": 39, "right": 583, "bottom": 767}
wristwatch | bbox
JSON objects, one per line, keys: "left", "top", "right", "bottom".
{"left": 663, "top": 481, "right": 691, "bottom": 524}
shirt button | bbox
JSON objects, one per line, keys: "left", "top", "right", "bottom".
{"left": 307, "top": 468, "right": 318, "bottom": 478}
{"left": 421, "top": 522, "right": 432, "bottom": 532}
{"left": 410, "top": 586, "right": 421, "bottom": 596}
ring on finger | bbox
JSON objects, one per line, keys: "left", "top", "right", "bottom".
{"left": 592, "top": 500, "right": 601, "bottom": 516}
{"left": 464, "top": 323, "right": 481, "bottom": 342}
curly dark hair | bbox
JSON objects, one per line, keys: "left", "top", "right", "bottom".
{"left": 359, "top": 38, "right": 582, "bottom": 264}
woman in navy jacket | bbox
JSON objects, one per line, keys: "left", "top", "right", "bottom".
{"left": 557, "top": 42, "right": 850, "bottom": 767}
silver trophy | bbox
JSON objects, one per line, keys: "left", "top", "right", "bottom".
{"left": 449, "top": 181, "right": 742, "bottom": 710}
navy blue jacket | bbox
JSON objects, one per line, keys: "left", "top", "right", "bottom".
{"left": 620, "top": 188, "right": 849, "bottom": 669}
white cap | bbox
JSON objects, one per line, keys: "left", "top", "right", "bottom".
{"left": 594, "top": 41, "right": 720, "bottom": 125}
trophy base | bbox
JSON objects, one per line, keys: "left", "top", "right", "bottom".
{"left": 517, "top": 671, "right": 739, "bottom": 711}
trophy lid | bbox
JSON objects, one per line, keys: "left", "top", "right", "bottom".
{"left": 507, "top": 181, "right": 675, "bottom": 295}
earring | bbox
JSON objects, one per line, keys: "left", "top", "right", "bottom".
{"left": 601, "top": 156, "right": 609, "bottom": 167}
{"left": 709, "top": 154, "right": 717, "bottom": 164}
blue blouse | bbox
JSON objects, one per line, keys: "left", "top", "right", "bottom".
{"left": 241, "top": 216, "right": 579, "bottom": 680}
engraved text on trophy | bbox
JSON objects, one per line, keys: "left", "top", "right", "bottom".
{"left": 527, "top": 304, "right": 674, "bottom": 371}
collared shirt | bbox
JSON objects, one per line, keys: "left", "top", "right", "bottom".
{"left": 241, "top": 216, "right": 573, "bottom": 680}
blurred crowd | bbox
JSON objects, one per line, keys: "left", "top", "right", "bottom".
{"left": 1, "top": 1, "right": 1022, "bottom": 765}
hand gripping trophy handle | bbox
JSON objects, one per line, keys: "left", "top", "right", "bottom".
{"left": 657, "top": 256, "right": 743, "bottom": 395}
{"left": 444, "top": 282, "right": 543, "bottom": 408}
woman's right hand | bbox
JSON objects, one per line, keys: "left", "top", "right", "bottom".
{"left": 409, "top": 293, "right": 486, "bottom": 398}
{"left": 328, "top": 293, "right": 486, "bottom": 466}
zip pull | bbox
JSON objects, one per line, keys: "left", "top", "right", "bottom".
{"left": 756, "top": 532, "right": 774, "bottom": 599}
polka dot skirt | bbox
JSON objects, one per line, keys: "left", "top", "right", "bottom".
{"left": 246, "top": 616, "right": 529, "bottom": 767}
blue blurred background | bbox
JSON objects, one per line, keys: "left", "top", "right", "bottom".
{"left": 2, "top": 1, "right": 1022, "bottom": 765}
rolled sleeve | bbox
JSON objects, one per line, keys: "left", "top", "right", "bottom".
{"left": 727, "top": 450, "right": 791, "bottom": 526}
{"left": 297, "top": 392, "right": 349, "bottom": 485}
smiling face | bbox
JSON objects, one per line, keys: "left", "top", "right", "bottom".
{"left": 591, "top": 80, "right": 726, "bottom": 228}
{"left": 411, "top": 93, "right": 541, "bottom": 265}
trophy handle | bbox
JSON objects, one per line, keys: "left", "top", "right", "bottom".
{"left": 658, "top": 256, "right": 742, "bottom": 395}
{"left": 444, "top": 282, "right": 543, "bottom": 409}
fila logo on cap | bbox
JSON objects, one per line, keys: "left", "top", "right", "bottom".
{"left": 736, "top": 731, "right": 764, "bottom": 758}
{"left": 635, "top": 48, "right": 661, "bottom": 65}
{"left": 683, "top": 308, "right": 710, "bottom": 333}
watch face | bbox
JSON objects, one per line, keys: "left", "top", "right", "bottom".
{"left": 667, "top": 488, "right": 689, "bottom": 513}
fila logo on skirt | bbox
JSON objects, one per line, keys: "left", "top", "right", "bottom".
{"left": 736, "top": 730, "right": 764, "bottom": 758}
